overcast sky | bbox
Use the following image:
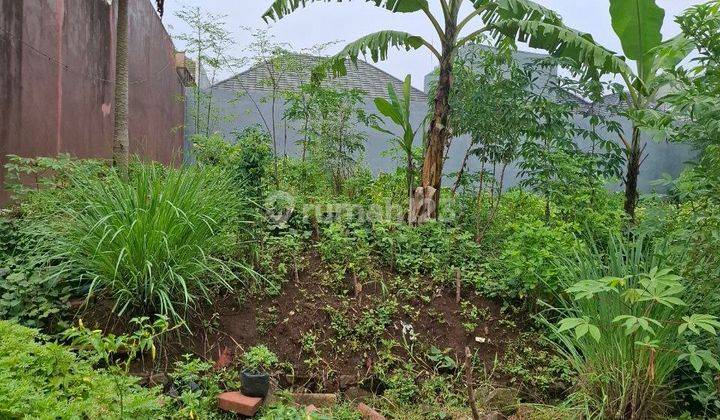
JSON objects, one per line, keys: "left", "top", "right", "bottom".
{"left": 162, "top": 1, "right": 701, "bottom": 89}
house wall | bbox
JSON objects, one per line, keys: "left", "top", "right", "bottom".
{"left": 429, "top": 47, "right": 696, "bottom": 193}
{"left": 443, "top": 120, "right": 696, "bottom": 194}
{"left": 0, "top": 0, "right": 185, "bottom": 204}
{"left": 184, "top": 86, "right": 430, "bottom": 173}
{"left": 188, "top": 85, "right": 694, "bottom": 194}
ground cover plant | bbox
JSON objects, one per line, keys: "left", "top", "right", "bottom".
{"left": 2, "top": 1, "right": 720, "bottom": 419}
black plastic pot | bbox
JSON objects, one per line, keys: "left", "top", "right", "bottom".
{"left": 241, "top": 370, "right": 270, "bottom": 398}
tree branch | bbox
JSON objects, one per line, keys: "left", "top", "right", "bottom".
{"left": 457, "top": 26, "right": 490, "bottom": 47}
{"left": 422, "top": 40, "right": 443, "bottom": 61}
{"left": 421, "top": 5, "right": 446, "bottom": 43}
{"left": 457, "top": 5, "right": 487, "bottom": 34}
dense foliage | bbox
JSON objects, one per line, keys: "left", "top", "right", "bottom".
{"left": 2, "top": 1, "right": 720, "bottom": 418}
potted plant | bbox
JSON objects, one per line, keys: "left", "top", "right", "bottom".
{"left": 240, "top": 345, "right": 278, "bottom": 398}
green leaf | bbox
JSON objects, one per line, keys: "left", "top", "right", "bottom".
{"left": 566, "top": 279, "right": 617, "bottom": 300}
{"left": 609, "top": 0, "right": 665, "bottom": 80}
{"left": 491, "top": 19, "right": 633, "bottom": 81}
{"left": 613, "top": 315, "right": 661, "bottom": 336}
{"left": 588, "top": 324, "right": 601, "bottom": 342}
{"left": 557, "top": 317, "right": 584, "bottom": 332}
{"left": 374, "top": 98, "right": 404, "bottom": 125}
{"left": 648, "top": 35, "right": 694, "bottom": 77}
{"left": 327, "top": 31, "right": 426, "bottom": 76}
{"left": 690, "top": 354, "right": 704, "bottom": 372}
{"left": 558, "top": 317, "right": 600, "bottom": 342}
{"left": 263, "top": 0, "right": 427, "bottom": 22}
{"left": 679, "top": 314, "right": 720, "bottom": 336}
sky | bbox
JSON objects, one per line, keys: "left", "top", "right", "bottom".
{"left": 162, "top": 1, "right": 702, "bottom": 90}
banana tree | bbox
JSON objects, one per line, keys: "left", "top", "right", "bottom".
{"left": 372, "top": 75, "right": 425, "bottom": 210}
{"left": 488, "top": 0, "right": 694, "bottom": 221}
{"left": 263, "top": 0, "right": 561, "bottom": 220}
{"left": 112, "top": 0, "right": 166, "bottom": 178}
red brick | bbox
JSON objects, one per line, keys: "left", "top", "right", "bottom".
{"left": 217, "top": 392, "right": 263, "bottom": 416}
{"left": 357, "top": 403, "right": 386, "bottom": 420}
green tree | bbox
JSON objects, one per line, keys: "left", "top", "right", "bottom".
{"left": 372, "top": 75, "right": 425, "bottom": 209}
{"left": 174, "top": 6, "right": 235, "bottom": 137}
{"left": 489, "top": 0, "right": 694, "bottom": 221}
{"left": 233, "top": 29, "right": 303, "bottom": 186}
{"left": 263, "top": 0, "right": 562, "bottom": 220}
{"left": 308, "top": 87, "right": 373, "bottom": 194}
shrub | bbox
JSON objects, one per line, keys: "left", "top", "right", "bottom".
{"left": 485, "top": 219, "right": 576, "bottom": 299}
{"left": 276, "top": 157, "right": 333, "bottom": 200}
{"left": 242, "top": 345, "right": 279, "bottom": 374}
{"left": 542, "top": 235, "right": 720, "bottom": 419}
{"left": 53, "top": 163, "right": 247, "bottom": 322}
{"left": 256, "top": 232, "right": 307, "bottom": 295}
{"left": 0, "top": 218, "right": 69, "bottom": 328}
{"left": 0, "top": 320, "right": 163, "bottom": 418}
{"left": 193, "top": 127, "right": 273, "bottom": 201}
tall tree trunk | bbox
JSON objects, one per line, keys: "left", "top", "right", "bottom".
{"left": 623, "top": 126, "right": 642, "bottom": 222}
{"left": 112, "top": 0, "right": 130, "bottom": 178}
{"left": 417, "top": 33, "right": 456, "bottom": 220}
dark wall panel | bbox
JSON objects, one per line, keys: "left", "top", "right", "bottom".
{"left": 0, "top": 0, "right": 185, "bottom": 204}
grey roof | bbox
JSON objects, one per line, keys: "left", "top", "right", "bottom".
{"left": 213, "top": 54, "right": 428, "bottom": 102}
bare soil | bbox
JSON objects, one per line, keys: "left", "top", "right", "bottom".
{"left": 76, "top": 251, "right": 528, "bottom": 393}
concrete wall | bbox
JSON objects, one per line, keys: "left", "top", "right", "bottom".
{"left": 0, "top": 0, "right": 185, "bottom": 203}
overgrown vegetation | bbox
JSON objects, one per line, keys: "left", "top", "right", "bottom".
{"left": 2, "top": 1, "right": 720, "bottom": 418}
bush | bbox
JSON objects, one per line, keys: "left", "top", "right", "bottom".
{"left": 0, "top": 320, "right": 163, "bottom": 418}
{"left": 370, "top": 220, "right": 487, "bottom": 289}
{"left": 193, "top": 127, "right": 273, "bottom": 201}
{"left": 242, "top": 345, "right": 279, "bottom": 374}
{"left": 485, "top": 219, "right": 576, "bottom": 299}
{"left": 0, "top": 218, "right": 69, "bottom": 328}
{"left": 256, "top": 232, "right": 307, "bottom": 295}
{"left": 542, "top": 235, "right": 720, "bottom": 419}
{"left": 53, "top": 163, "right": 247, "bottom": 322}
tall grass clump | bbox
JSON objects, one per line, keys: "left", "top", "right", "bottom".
{"left": 541, "top": 235, "right": 720, "bottom": 419}
{"left": 55, "top": 163, "right": 246, "bottom": 322}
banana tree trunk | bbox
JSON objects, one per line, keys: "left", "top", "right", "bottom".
{"left": 623, "top": 126, "right": 642, "bottom": 222}
{"left": 112, "top": 0, "right": 130, "bottom": 179}
{"left": 416, "top": 38, "right": 455, "bottom": 221}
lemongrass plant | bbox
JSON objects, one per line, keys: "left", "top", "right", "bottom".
{"left": 53, "top": 163, "right": 249, "bottom": 323}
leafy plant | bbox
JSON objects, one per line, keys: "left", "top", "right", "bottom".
{"left": 0, "top": 218, "right": 69, "bottom": 328}
{"left": 372, "top": 74, "right": 424, "bottom": 202}
{"left": 305, "top": 87, "right": 373, "bottom": 194}
{"left": 166, "top": 354, "right": 242, "bottom": 419}
{"left": 242, "top": 345, "right": 279, "bottom": 374}
{"left": 486, "top": 218, "right": 575, "bottom": 299}
{"left": 542, "top": 236, "right": 720, "bottom": 419}
{"left": 0, "top": 320, "right": 164, "bottom": 418}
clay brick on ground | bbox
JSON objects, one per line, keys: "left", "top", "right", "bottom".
{"left": 217, "top": 391, "right": 263, "bottom": 417}
{"left": 292, "top": 393, "right": 338, "bottom": 407}
{"left": 306, "top": 404, "right": 318, "bottom": 413}
{"left": 357, "top": 403, "right": 386, "bottom": 420}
